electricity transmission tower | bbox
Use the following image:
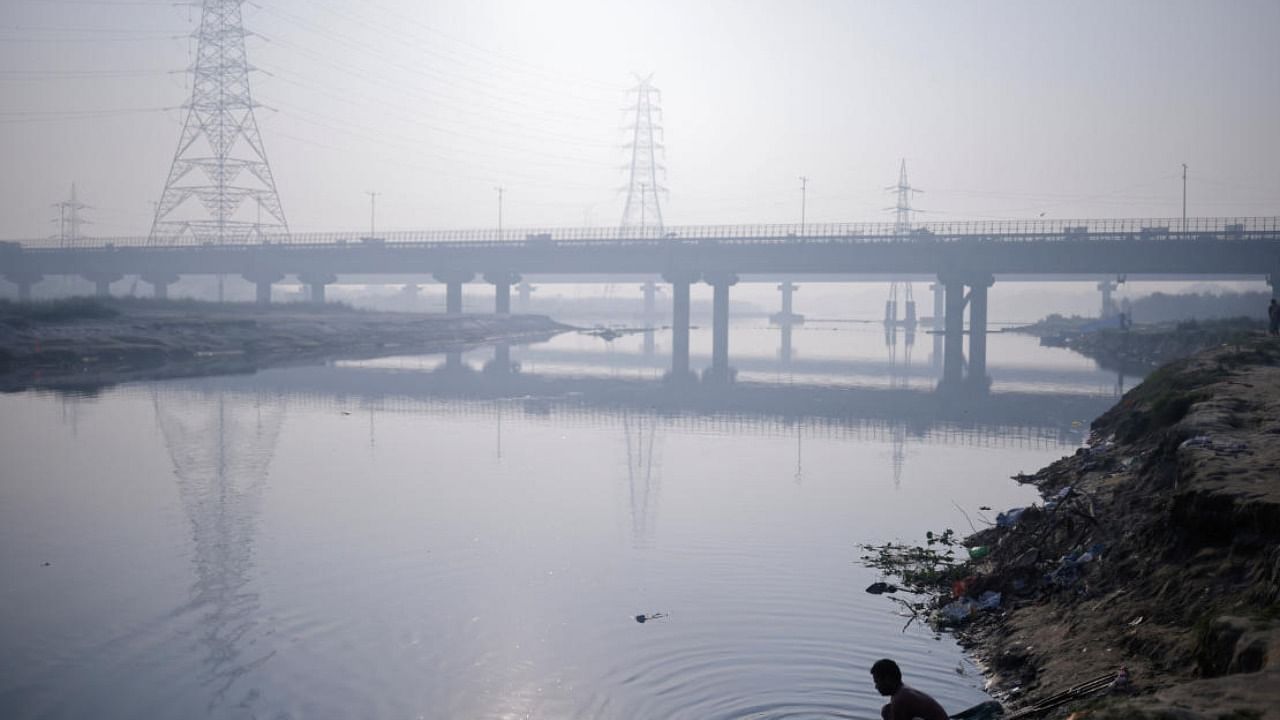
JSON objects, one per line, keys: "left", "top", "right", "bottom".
{"left": 885, "top": 160, "right": 922, "bottom": 327}
{"left": 620, "top": 74, "right": 666, "bottom": 237}
{"left": 886, "top": 158, "right": 922, "bottom": 235}
{"left": 52, "top": 183, "right": 90, "bottom": 247}
{"left": 150, "top": 0, "right": 288, "bottom": 245}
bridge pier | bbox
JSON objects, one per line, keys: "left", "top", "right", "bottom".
{"left": 243, "top": 271, "right": 284, "bottom": 306}
{"left": 930, "top": 283, "right": 944, "bottom": 329}
{"left": 641, "top": 280, "right": 657, "bottom": 317}
{"left": 516, "top": 281, "right": 534, "bottom": 312}
{"left": 142, "top": 272, "right": 180, "bottom": 300}
{"left": 968, "top": 279, "right": 991, "bottom": 384}
{"left": 434, "top": 271, "right": 474, "bottom": 314}
{"left": 485, "top": 271, "right": 521, "bottom": 315}
{"left": 1269, "top": 273, "right": 1279, "bottom": 299}
{"left": 5, "top": 272, "right": 42, "bottom": 302}
{"left": 705, "top": 271, "right": 738, "bottom": 380}
{"left": 485, "top": 342, "right": 515, "bottom": 374}
{"left": 942, "top": 278, "right": 966, "bottom": 385}
{"left": 771, "top": 281, "right": 803, "bottom": 324}
{"left": 1097, "top": 279, "right": 1119, "bottom": 319}
{"left": 83, "top": 272, "right": 123, "bottom": 299}
{"left": 299, "top": 273, "right": 338, "bottom": 303}
{"left": 780, "top": 322, "right": 794, "bottom": 364}
{"left": 939, "top": 272, "right": 994, "bottom": 388}
{"left": 663, "top": 270, "right": 699, "bottom": 378}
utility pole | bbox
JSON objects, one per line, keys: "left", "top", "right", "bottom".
{"left": 1181, "top": 163, "right": 1187, "bottom": 231}
{"left": 366, "top": 190, "right": 379, "bottom": 238}
{"left": 799, "top": 176, "right": 808, "bottom": 235}
{"left": 495, "top": 186, "right": 504, "bottom": 237}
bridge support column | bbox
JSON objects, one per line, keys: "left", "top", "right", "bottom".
{"left": 5, "top": 273, "right": 42, "bottom": 302}
{"left": 942, "top": 278, "right": 967, "bottom": 385}
{"left": 968, "top": 276, "right": 993, "bottom": 386}
{"left": 771, "top": 281, "right": 803, "bottom": 324}
{"left": 243, "top": 270, "right": 284, "bottom": 306}
{"left": 434, "top": 270, "right": 475, "bottom": 314}
{"left": 485, "top": 271, "right": 521, "bottom": 315}
{"left": 641, "top": 280, "right": 657, "bottom": 317}
{"left": 705, "top": 271, "right": 738, "bottom": 380}
{"left": 486, "top": 342, "right": 514, "bottom": 374}
{"left": 299, "top": 273, "right": 338, "bottom": 304}
{"left": 1097, "top": 279, "right": 1118, "bottom": 319}
{"left": 1269, "top": 273, "right": 1279, "bottom": 300}
{"left": 931, "top": 283, "right": 945, "bottom": 329}
{"left": 663, "top": 270, "right": 699, "bottom": 378}
{"left": 516, "top": 281, "right": 534, "bottom": 312}
{"left": 780, "top": 323, "right": 794, "bottom": 364}
{"left": 142, "top": 272, "right": 180, "bottom": 300}
{"left": 83, "top": 273, "right": 123, "bottom": 299}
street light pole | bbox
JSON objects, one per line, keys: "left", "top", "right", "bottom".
{"left": 1181, "top": 163, "right": 1187, "bottom": 231}
{"left": 799, "top": 176, "right": 809, "bottom": 235}
{"left": 495, "top": 186, "right": 505, "bottom": 238}
{"left": 366, "top": 190, "right": 380, "bottom": 238}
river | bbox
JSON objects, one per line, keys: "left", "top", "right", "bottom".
{"left": 0, "top": 311, "right": 1134, "bottom": 719}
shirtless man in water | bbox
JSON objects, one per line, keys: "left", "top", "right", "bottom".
{"left": 871, "top": 658, "right": 950, "bottom": 720}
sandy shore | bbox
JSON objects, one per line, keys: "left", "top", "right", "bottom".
{"left": 911, "top": 336, "right": 1280, "bottom": 719}
{"left": 0, "top": 298, "right": 570, "bottom": 392}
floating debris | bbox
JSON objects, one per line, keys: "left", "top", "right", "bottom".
{"left": 634, "top": 612, "right": 667, "bottom": 624}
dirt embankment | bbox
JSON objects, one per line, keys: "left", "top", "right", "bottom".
{"left": 0, "top": 298, "right": 570, "bottom": 392}
{"left": 1012, "top": 317, "right": 1264, "bottom": 372}
{"left": 941, "top": 337, "right": 1280, "bottom": 718}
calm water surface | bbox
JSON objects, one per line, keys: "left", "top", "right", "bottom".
{"left": 0, "top": 319, "right": 1132, "bottom": 719}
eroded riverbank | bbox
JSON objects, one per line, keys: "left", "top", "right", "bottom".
{"left": 0, "top": 298, "right": 570, "bottom": 392}
{"left": 901, "top": 336, "right": 1280, "bottom": 718}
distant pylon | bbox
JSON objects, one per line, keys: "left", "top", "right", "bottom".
{"left": 150, "top": 0, "right": 288, "bottom": 246}
{"left": 885, "top": 159, "right": 922, "bottom": 235}
{"left": 885, "top": 160, "right": 922, "bottom": 325}
{"left": 51, "top": 183, "right": 90, "bottom": 248}
{"left": 620, "top": 74, "right": 666, "bottom": 237}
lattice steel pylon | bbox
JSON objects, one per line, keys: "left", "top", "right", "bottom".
{"left": 620, "top": 74, "right": 666, "bottom": 237}
{"left": 886, "top": 158, "right": 922, "bottom": 235}
{"left": 150, "top": 0, "right": 288, "bottom": 246}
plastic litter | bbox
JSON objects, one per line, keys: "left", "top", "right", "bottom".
{"left": 977, "top": 591, "right": 1002, "bottom": 610}
{"left": 967, "top": 546, "right": 991, "bottom": 560}
{"left": 996, "top": 508, "right": 1026, "bottom": 528}
{"left": 1179, "top": 435, "right": 1212, "bottom": 449}
{"left": 940, "top": 598, "right": 978, "bottom": 622}
{"left": 1045, "top": 486, "right": 1073, "bottom": 511}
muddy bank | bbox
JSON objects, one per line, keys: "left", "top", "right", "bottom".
{"left": 0, "top": 298, "right": 570, "bottom": 393}
{"left": 1011, "top": 317, "right": 1264, "bottom": 372}
{"left": 910, "top": 336, "right": 1280, "bottom": 718}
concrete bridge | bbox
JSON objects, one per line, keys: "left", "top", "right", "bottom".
{"left": 4, "top": 215, "right": 1277, "bottom": 387}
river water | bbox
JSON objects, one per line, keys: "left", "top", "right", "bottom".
{"left": 0, "top": 313, "right": 1133, "bottom": 719}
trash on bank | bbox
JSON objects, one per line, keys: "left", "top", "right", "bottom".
{"left": 1179, "top": 435, "right": 1212, "bottom": 449}
{"left": 977, "top": 591, "right": 1003, "bottom": 610}
{"left": 865, "top": 581, "right": 899, "bottom": 595}
{"left": 996, "top": 508, "right": 1026, "bottom": 528}
{"left": 968, "top": 546, "right": 991, "bottom": 560}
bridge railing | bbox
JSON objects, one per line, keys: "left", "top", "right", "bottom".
{"left": 7, "top": 216, "right": 1279, "bottom": 250}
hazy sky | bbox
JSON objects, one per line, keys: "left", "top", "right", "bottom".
{"left": 1, "top": 0, "right": 1277, "bottom": 239}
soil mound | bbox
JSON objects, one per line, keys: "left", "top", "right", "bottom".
{"left": 938, "top": 337, "right": 1280, "bottom": 718}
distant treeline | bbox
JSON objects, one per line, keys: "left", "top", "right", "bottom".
{"left": 1127, "top": 291, "right": 1270, "bottom": 324}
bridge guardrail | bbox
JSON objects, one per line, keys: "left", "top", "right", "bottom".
{"left": 7, "top": 216, "right": 1279, "bottom": 250}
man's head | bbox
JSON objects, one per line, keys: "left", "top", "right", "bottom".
{"left": 870, "top": 658, "right": 903, "bottom": 696}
